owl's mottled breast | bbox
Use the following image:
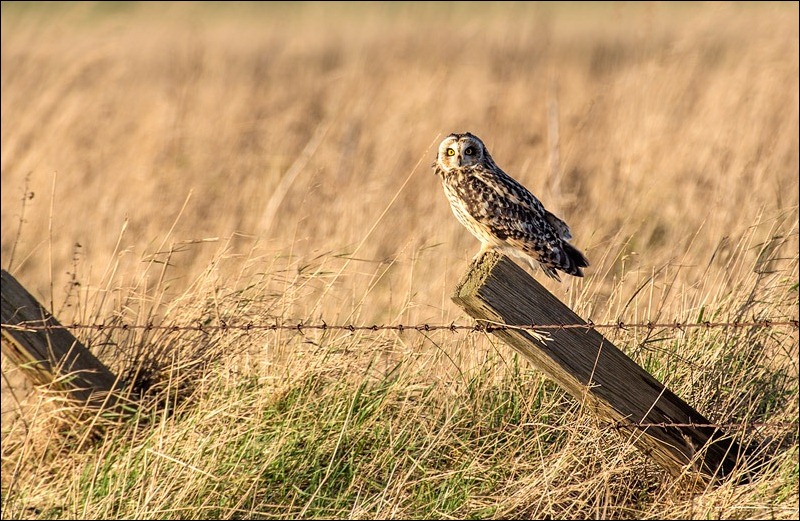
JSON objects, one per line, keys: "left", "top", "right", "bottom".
{"left": 450, "top": 170, "right": 493, "bottom": 216}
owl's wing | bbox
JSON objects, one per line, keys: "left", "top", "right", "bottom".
{"left": 544, "top": 210, "right": 572, "bottom": 241}
{"left": 472, "top": 165, "right": 567, "bottom": 242}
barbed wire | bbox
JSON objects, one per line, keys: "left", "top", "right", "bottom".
{"left": 603, "top": 421, "right": 797, "bottom": 431}
{"left": 2, "top": 319, "right": 798, "bottom": 334}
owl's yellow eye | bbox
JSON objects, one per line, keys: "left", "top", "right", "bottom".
{"left": 464, "top": 147, "right": 474, "bottom": 156}
{"left": 446, "top": 149, "right": 456, "bottom": 156}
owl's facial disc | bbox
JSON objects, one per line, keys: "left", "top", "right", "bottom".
{"left": 437, "top": 133, "right": 486, "bottom": 171}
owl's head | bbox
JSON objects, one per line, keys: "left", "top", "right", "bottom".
{"left": 435, "top": 132, "right": 490, "bottom": 172}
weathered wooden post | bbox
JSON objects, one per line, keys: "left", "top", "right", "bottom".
{"left": 452, "top": 252, "right": 751, "bottom": 481}
{"left": 1, "top": 269, "right": 121, "bottom": 414}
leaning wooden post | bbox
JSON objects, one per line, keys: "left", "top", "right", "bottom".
{"left": 1, "top": 269, "right": 121, "bottom": 413}
{"left": 452, "top": 251, "right": 750, "bottom": 481}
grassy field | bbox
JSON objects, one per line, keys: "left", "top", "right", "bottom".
{"left": 1, "top": 2, "right": 798, "bottom": 519}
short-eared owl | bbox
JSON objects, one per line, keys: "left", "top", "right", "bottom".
{"left": 433, "top": 132, "right": 589, "bottom": 281}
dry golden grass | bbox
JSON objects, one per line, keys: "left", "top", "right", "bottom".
{"left": 1, "top": 2, "right": 798, "bottom": 519}
{"left": 1, "top": 1, "right": 797, "bottom": 318}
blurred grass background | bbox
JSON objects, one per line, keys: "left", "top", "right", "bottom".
{"left": 1, "top": 2, "right": 798, "bottom": 519}
{"left": 2, "top": 1, "right": 796, "bottom": 321}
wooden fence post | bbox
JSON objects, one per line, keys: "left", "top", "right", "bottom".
{"left": 1, "top": 269, "right": 121, "bottom": 413}
{"left": 452, "top": 251, "right": 752, "bottom": 481}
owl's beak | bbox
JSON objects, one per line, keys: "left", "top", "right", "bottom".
{"left": 456, "top": 156, "right": 462, "bottom": 167}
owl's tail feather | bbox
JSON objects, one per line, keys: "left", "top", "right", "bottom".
{"left": 511, "top": 243, "right": 589, "bottom": 281}
{"left": 559, "top": 242, "right": 590, "bottom": 278}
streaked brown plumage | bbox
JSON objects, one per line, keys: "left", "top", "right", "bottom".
{"left": 433, "top": 132, "right": 588, "bottom": 281}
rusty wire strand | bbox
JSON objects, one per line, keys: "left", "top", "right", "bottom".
{"left": 603, "top": 421, "right": 798, "bottom": 431}
{"left": 2, "top": 319, "right": 798, "bottom": 334}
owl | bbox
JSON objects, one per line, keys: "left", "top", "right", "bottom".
{"left": 433, "top": 132, "right": 588, "bottom": 281}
